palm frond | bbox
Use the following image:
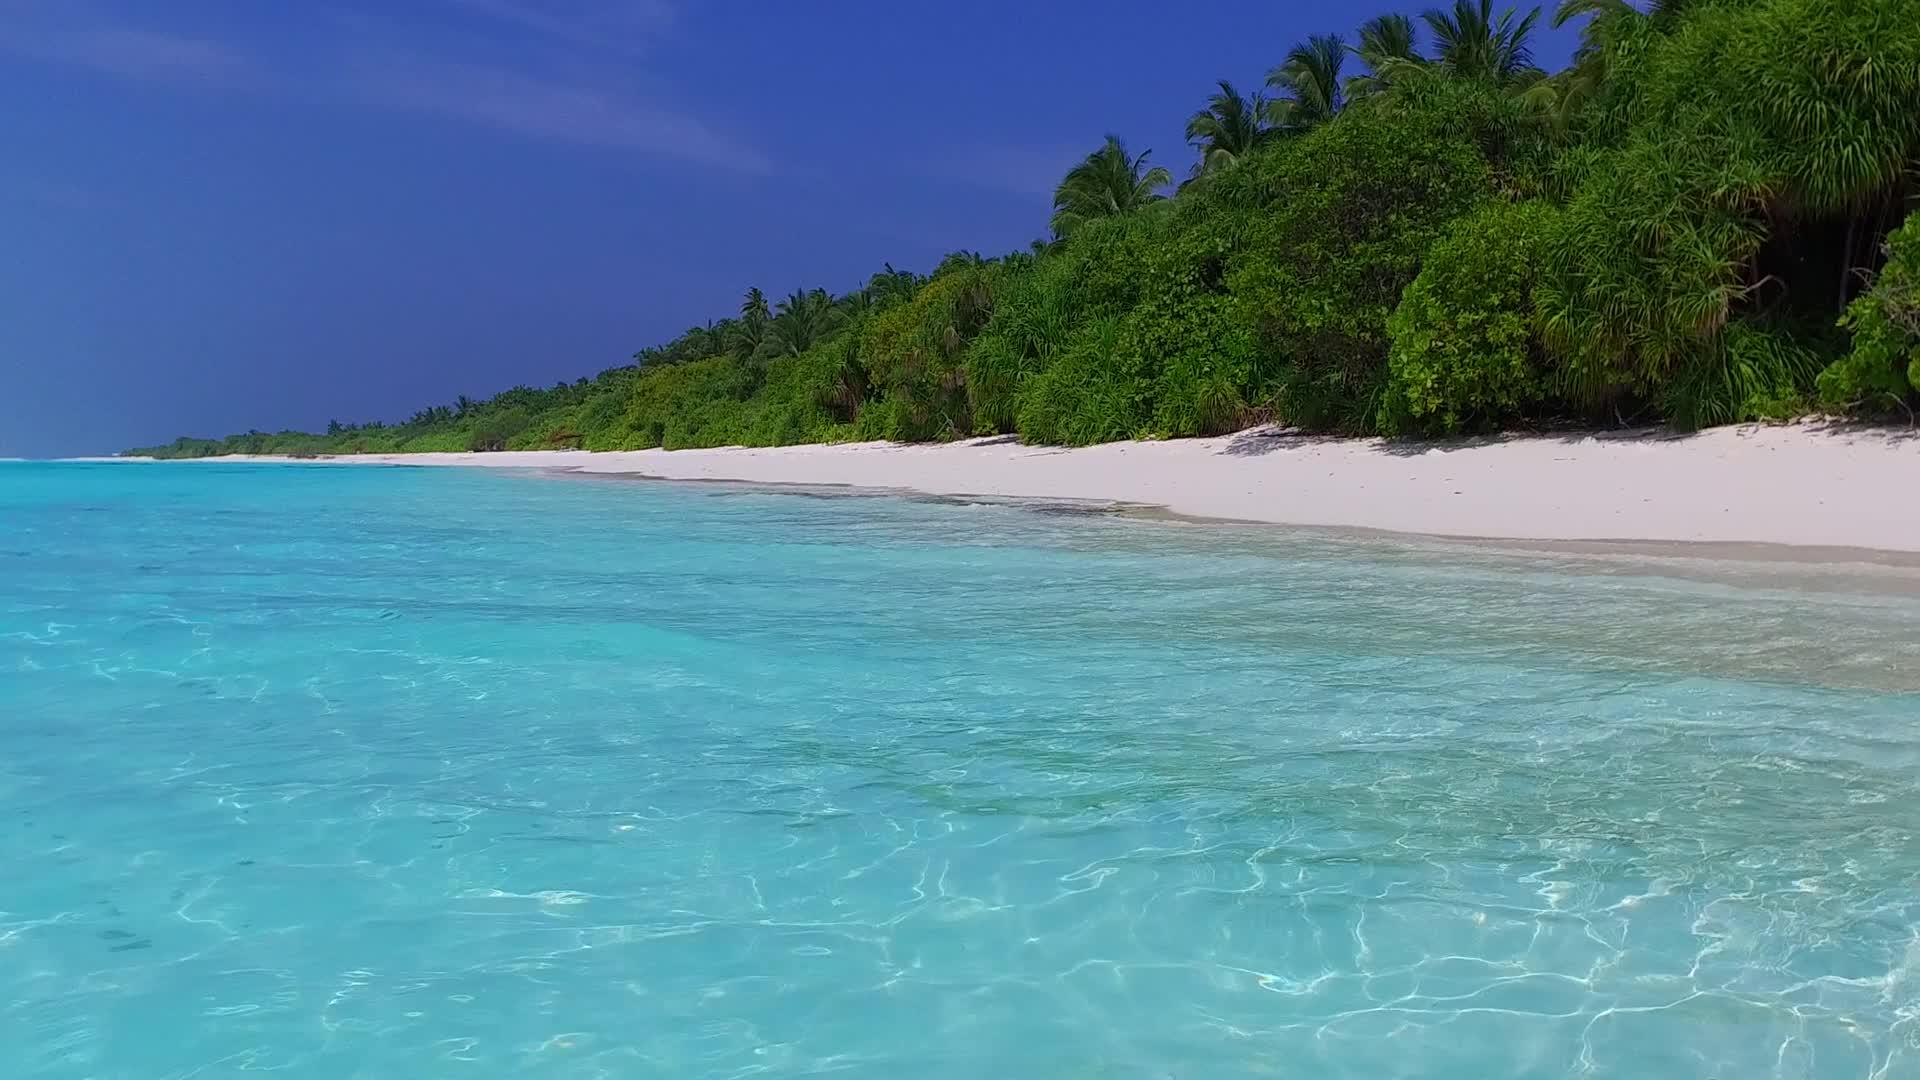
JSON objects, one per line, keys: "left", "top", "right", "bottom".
{"left": 1422, "top": 0, "right": 1543, "bottom": 86}
{"left": 1050, "top": 135, "right": 1171, "bottom": 239}
{"left": 1268, "top": 33, "right": 1347, "bottom": 131}
{"left": 1185, "top": 79, "right": 1273, "bottom": 176}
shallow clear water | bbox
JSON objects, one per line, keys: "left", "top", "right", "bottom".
{"left": 3, "top": 461, "right": 1919, "bottom": 1079}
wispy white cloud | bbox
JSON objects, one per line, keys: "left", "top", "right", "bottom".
{"left": 1, "top": 0, "right": 766, "bottom": 173}
{"left": 441, "top": 0, "right": 674, "bottom": 53}
{"left": 332, "top": 0, "right": 764, "bottom": 172}
{"left": 0, "top": 20, "right": 254, "bottom": 86}
{"left": 341, "top": 51, "right": 768, "bottom": 172}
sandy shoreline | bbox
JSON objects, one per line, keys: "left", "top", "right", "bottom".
{"left": 104, "top": 422, "right": 1920, "bottom": 553}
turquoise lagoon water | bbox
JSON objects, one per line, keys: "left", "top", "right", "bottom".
{"left": 3, "top": 460, "right": 1918, "bottom": 1079}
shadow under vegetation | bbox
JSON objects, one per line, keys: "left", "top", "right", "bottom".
{"left": 1219, "top": 419, "right": 1919, "bottom": 459}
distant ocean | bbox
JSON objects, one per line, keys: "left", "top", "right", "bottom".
{"left": 4, "top": 460, "right": 1917, "bottom": 1079}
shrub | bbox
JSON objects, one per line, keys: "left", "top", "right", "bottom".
{"left": 1664, "top": 322, "right": 1827, "bottom": 430}
{"left": 1014, "top": 317, "right": 1149, "bottom": 445}
{"left": 1386, "top": 201, "right": 1556, "bottom": 434}
{"left": 974, "top": 210, "right": 1177, "bottom": 444}
{"left": 1219, "top": 96, "right": 1497, "bottom": 431}
{"left": 1140, "top": 291, "right": 1264, "bottom": 437}
{"left": 963, "top": 257, "right": 1075, "bottom": 434}
{"left": 1820, "top": 214, "right": 1920, "bottom": 412}
{"left": 621, "top": 356, "right": 755, "bottom": 449}
{"left": 466, "top": 407, "right": 531, "bottom": 451}
{"left": 576, "top": 387, "right": 635, "bottom": 451}
{"left": 395, "top": 430, "right": 469, "bottom": 453}
{"left": 1539, "top": 0, "right": 1920, "bottom": 409}
{"left": 741, "top": 347, "right": 843, "bottom": 446}
{"left": 978, "top": 189, "right": 1270, "bottom": 443}
{"left": 856, "top": 261, "right": 1001, "bottom": 440}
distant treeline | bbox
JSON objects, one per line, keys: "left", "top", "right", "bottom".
{"left": 131, "top": 0, "right": 1919, "bottom": 460}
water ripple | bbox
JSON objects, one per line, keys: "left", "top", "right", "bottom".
{"left": 1, "top": 461, "right": 1917, "bottom": 1078}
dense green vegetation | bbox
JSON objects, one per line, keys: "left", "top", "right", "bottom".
{"left": 132, "top": 0, "right": 1919, "bottom": 459}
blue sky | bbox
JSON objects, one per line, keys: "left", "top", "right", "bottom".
{"left": 0, "top": 1, "right": 1583, "bottom": 457}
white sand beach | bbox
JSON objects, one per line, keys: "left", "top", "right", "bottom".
{"left": 175, "top": 421, "right": 1920, "bottom": 553}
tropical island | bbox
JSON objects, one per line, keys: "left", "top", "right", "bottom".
{"left": 131, "top": 0, "right": 1917, "bottom": 463}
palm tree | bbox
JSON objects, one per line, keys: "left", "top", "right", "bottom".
{"left": 740, "top": 286, "right": 769, "bottom": 323}
{"left": 695, "top": 320, "right": 732, "bottom": 358}
{"left": 1422, "top": 0, "right": 1543, "bottom": 86}
{"left": 935, "top": 250, "right": 987, "bottom": 277}
{"left": 762, "top": 288, "right": 842, "bottom": 358}
{"left": 1346, "top": 14, "right": 1423, "bottom": 101}
{"left": 1554, "top": 0, "right": 1694, "bottom": 31}
{"left": 1049, "top": 135, "right": 1172, "bottom": 240}
{"left": 836, "top": 289, "right": 876, "bottom": 321}
{"left": 733, "top": 287, "right": 771, "bottom": 358}
{"left": 1542, "top": 0, "right": 1687, "bottom": 125}
{"left": 866, "top": 263, "right": 921, "bottom": 308}
{"left": 1267, "top": 34, "right": 1346, "bottom": 134}
{"left": 820, "top": 332, "right": 869, "bottom": 423}
{"left": 1185, "top": 80, "right": 1272, "bottom": 177}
